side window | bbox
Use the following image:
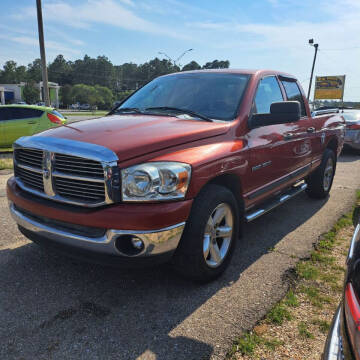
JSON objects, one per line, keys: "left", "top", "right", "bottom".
{"left": 4, "top": 107, "right": 26, "bottom": 120}
{"left": 281, "top": 81, "right": 307, "bottom": 117}
{"left": 253, "top": 76, "right": 283, "bottom": 114}
{"left": 3, "top": 108, "right": 43, "bottom": 120}
{"left": 27, "top": 109, "right": 43, "bottom": 118}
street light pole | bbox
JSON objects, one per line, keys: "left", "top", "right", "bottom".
{"left": 158, "top": 48, "right": 194, "bottom": 68}
{"left": 36, "top": 0, "right": 50, "bottom": 107}
{"left": 175, "top": 48, "right": 193, "bottom": 67}
{"left": 307, "top": 39, "right": 319, "bottom": 101}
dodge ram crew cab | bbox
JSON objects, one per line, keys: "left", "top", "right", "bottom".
{"left": 7, "top": 69, "right": 345, "bottom": 281}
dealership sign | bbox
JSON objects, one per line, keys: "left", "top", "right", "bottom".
{"left": 314, "top": 75, "right": 346, "bottom": 100}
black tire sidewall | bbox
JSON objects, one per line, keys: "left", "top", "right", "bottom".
{"left": 306, "top": 149, "right": 336, "bottom": 198}
{"left": 172, "top": 184, "right": 240, "bottom": 281}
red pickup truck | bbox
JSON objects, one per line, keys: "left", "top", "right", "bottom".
{"left": 7, "top": 69, "right": 345, "bottom": 281}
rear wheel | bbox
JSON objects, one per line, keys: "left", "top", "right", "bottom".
{"left": 172, "top": 184, "right": 240, "bottom": 282}
{"left": 306, "top": 149, "right": 336, "bottom": 199}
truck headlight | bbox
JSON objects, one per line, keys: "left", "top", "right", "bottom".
{"left": 121, "top": 162, "right": 191, "bottom": 202}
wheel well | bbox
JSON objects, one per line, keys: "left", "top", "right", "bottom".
{"left": 326, "top": 137, "right": 338, "bottom": 155}
{"left": 207, "top": 174, "right": 244, "bottom": 213}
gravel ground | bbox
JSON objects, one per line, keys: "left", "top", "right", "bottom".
{"left": 0, "top": 150, "right": 360, "bottom": 360}
{"left": 233, "top": 218, "right": 353, "bottom": 359}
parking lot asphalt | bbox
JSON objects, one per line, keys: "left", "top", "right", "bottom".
{"left": 1, "top": 151, "right": 359, "bottom": 360}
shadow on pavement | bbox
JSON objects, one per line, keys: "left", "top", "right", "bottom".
{"left": 339, "top": 148, "right": 360, "bottom": 162}
{"left": 0, "top": 192, "right": 328, "bottom": 360}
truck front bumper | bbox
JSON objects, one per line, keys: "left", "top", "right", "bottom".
{"left": 7, "top": 177, "right": 192, "bottom": 265}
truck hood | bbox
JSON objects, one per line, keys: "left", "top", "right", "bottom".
{"left": 40, "top": 114, "right": 230, "bottom": 161}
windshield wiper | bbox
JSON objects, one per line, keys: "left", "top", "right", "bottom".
{"left": 115, "top": 107, "right": 143, "bottom": 114}
{"left": 145, "top": 107, "right": 213, "bottom": 122}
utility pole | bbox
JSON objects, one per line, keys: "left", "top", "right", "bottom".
{"left": 307, "top": 39, "right": 319, "bottom": 101}
{"left": 36, "top": 0, "right": 50, "bottom": 107}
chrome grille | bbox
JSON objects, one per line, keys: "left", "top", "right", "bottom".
{"left": 54, "top": 153, "right": 104, "bottom": 179}
{"left": 15, "top": 166, "right": 44, "bottom": 191}
{"left": 54, "top": 177, "right": 105, "bottom": 202}
{"left": 15, "top": 148, "right": 43, "bottom": 169}
{"left": 13, "top": 137, "right": 120, "bottom": 207}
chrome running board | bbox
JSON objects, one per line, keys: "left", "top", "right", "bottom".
{"left": 245, "top": 183, "right": 307, "bottom": 222}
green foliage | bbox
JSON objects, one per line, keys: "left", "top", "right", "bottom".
{"left": 59, "top": 84, "right": 73, "bottom": 107}
{"left": 298, "top": 321, "right": 314, "bottom": 338}
{"left": 182, "top": 61, "right": 201, "bottom": 71}
{"left": 284, "top": 290, "right": 299, "bottom": 307}
{"left": 312, "top": 319, "right": 330, "bottom": 333}
{"left": 70, "top": 84, "right": 113, "bottom": 109}
{"left": 48, "top": 55, "right": 73, "bottom": 85}
{"left": 300, "top": 285, "right": 332, "bottom": 308}
{"left": 296, "top": 262, "right": 319, "bottom": 280}
{"left": 22, "top": 82, "right": 40, "bottom": 104}
{"left": 267, "top": 304, "right": 291, "bottom": 325}
{"left": 311, "top": 251, "right": 335, "bottom": 265}
{"left": 27, "top": 58, "right": 42, "bottom": 82}
{"left": 202, "top": 60, "right": 230, "bottom": 69}
{"left": 1, "top": 55, "right": 230, "bottom": 94}
{"left": 0, "top": 158, "right": 13, "bottom": 170}
{"left": 230, "top": 332, "right": 261, "bottom": 356}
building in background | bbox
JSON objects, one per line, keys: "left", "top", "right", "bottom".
{"left": 0, "top": 86, "right": 5, "bottom": 105}
{"left": 0, "top": 82, "right": 60, "bottom": 107}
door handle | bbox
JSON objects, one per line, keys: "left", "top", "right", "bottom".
{"left": 284, "top": 132, "right": 295, "bottom": 140}
{"left": 307, "top": 127, "right": 315, "bottom": 133}
{"left": 27, "top": 121, "right": 36, "bottom": 124}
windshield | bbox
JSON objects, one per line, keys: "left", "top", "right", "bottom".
{"left": 117, "top": 73, "right": 250, "bottom": 121}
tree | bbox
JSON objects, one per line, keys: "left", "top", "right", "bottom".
{"left": 27, "top": 59, "right": 42, "bottom": 82}
{"left": 0, "top": 61, "right": 18, "bottom": 83}
{"left": 70, "top": 84, "right": 113, "bottom": 109}
{"left": 182, "top": 61, "right": 201, "bottom": 71}
{"left": 15, "top": 66, "right": 27, "bottom": 83}
{"left": 94, "top": 85, "right": 113, "bottom": 109}
{"left": 202, "top": 60, "right": 230, "bottom": 69}
{"left": 59, "top": 84, "right": 73, "bottom": 107}
{"left": 23, "top": 83, "right": 40, "bottom": 104}
{"left": 48, "top": 55, "right": 73, "bottom": 85}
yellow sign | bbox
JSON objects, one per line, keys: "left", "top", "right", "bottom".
{"left": 314, "top": 75, "right": 346, "bottom": 99}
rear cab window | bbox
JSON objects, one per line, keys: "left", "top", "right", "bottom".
{"left": 280, "top": 80, "right": 307, "bottom": 117}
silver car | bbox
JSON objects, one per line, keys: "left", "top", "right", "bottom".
{"left": 343, "top": 110, "right": 360, "bottom": 150}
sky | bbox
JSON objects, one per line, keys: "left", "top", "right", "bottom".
{"left": 0, "top": 0, "right": 359, "bottom": 100}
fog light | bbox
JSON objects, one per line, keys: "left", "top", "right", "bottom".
{"left": 131, "top": 236, "right": 144, "bottom": 250}
{"left": 114, "top": 235, "right": 145, "bottom": 256}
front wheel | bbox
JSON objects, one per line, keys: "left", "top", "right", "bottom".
{"left": 306, "top": 149, "right": 336, "bottom": 199}
{"left": 171, "top": 184, "right": 240, "bottom": 282}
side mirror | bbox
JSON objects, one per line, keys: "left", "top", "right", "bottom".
{"left": 249, "top": 101, "right": 301, "bottom": 129}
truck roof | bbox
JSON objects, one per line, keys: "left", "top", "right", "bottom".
{"left": 164, "top": 68, "right": 297, "bottom": 80}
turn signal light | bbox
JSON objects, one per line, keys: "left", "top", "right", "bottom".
{"left": 47, "top": 113, "right": 62, "bottom": 124}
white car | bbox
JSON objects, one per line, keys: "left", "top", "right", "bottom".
{"left": 343, "top": 109, "right": 360, "bottom": 150}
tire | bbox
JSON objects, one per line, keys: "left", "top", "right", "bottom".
{"left": 171, "top": 184, "right": 240, "bottom": 282}
{"left": 306, "top": 148, "right": 336, "bottom": 199}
